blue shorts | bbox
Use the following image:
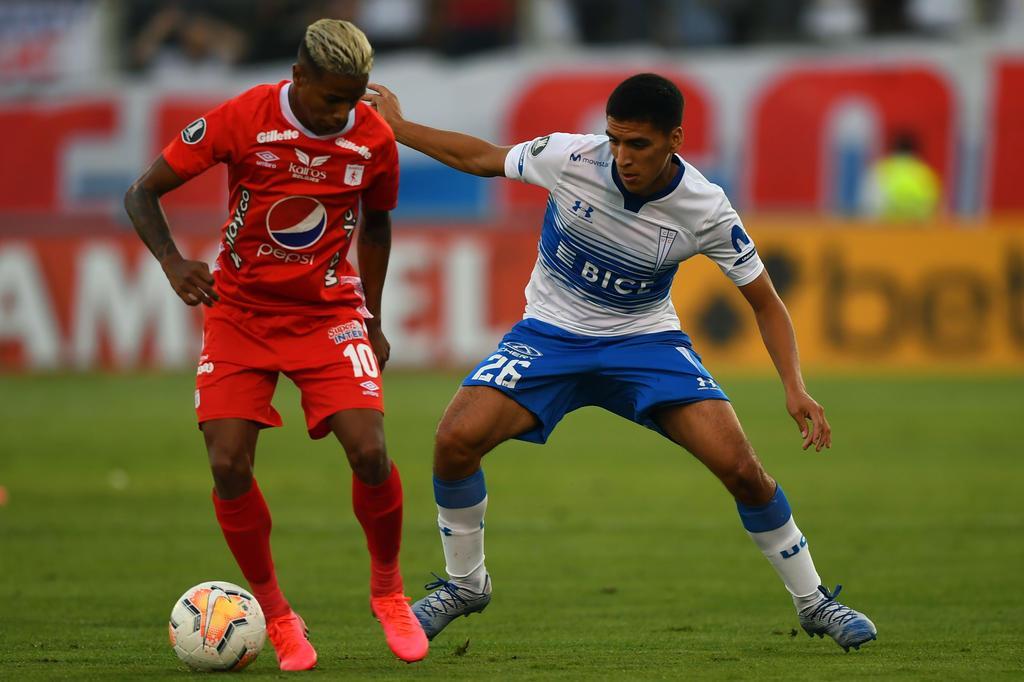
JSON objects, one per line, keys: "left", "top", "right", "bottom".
{"left": 462, "top": 318, "right": 729, "bottom": 444}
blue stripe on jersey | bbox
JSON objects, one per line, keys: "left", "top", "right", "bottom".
{"left": 538, "top": 199, "right": 677, "bottom": 313}
{"left": 557, "top": 217, "right": 655, "bottom": 273}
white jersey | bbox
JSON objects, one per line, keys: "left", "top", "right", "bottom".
{"left": 504, "top": 133, "right": 764, "bottom": 336}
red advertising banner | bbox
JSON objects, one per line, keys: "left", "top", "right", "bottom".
{"left": 2, "top": 224, "right": 1022, "bottom": 373}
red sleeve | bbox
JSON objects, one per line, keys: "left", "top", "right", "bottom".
{"left": 362, "top": 137, "right": 400, "bottom": 212}
{"left": 160, "top": 98, "right": 241, "bottom": 182}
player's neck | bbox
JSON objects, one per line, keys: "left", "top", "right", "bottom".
{"left": 640, "top": 156, "right": 681, "bottom": 197}
{"left": 287, "top": 84, "right": 316, "bottom": 134}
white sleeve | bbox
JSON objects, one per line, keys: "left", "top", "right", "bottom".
{"left": 503, "top": 133, "right": 579, "bottom": 190}
{"left": 698, "top": 197, "right": 765, "bottom": 287}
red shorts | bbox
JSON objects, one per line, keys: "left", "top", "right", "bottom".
{"left": 195, "top": 304, "right": 383, "bottom": 439}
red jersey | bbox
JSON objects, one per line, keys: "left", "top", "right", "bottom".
{"left": 162, "top": 80, "right": 399, "bottom": 316}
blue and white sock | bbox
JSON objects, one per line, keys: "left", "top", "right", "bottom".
{"left": 737, "top": 485, "right": 823, "bottom": 612}
{"left": 434, "top": 470, "right": 490, "bottom": 593}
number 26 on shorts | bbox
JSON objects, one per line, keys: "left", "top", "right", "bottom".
{"left": 472, "top": 354, "right": 530, "bottom": 389}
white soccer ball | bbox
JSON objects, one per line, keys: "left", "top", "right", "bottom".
{"left": 168, "top": 581, "right": 266, "bottom": 672}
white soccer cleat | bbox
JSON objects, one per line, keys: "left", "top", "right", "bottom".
{"left": 799, "top": 584, "right": 877, "bottom": 652}
{"left": 410, "top": 573, "right": 491, "bottom": 640}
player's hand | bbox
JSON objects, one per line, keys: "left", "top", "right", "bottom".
{"left": 786, "top": 389, "right": 831, "bottom": 452}
{"left": 362, "top": 83, "right": 404, "bottom": 128}
{"left": 161, "top": 254, "right": 219, "bottom": 307}
{"left": 366, "top": 321, "right": 391, "bottom": 371}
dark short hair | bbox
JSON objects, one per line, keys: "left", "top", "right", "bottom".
{"left": 606, "top": 74, "right": 684, "bottom": 133}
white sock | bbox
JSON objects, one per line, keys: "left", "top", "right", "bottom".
{"left": 746, "top": 516, "right": 824, "bottom": 612}
{"left": 437, "top": 497, "right": 489, "bottom": 593}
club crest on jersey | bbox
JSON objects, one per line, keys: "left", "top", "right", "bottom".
{"left": 266, "top": 196, "right": 327, "bottom": 250}
{"left": 344, "top": 164, "right": 364, "bottom": 186}
{"left": 328, "top": 321, "right": 364, "bottom": 344}
{"left": 181, "top": 117, "right": 206, "bottom": 144}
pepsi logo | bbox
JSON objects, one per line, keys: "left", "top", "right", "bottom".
{"left": 265, "top": 196, "right": 327, "bottom": 250}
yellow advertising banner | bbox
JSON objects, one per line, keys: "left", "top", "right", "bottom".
{"left": 672, "top": 226, "right": 1024, "bottom": 372}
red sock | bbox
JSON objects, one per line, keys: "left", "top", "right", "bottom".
{"left": 212, "top": 480, "right": 291, "bottom": 619}
{"left": 352, "top": 464, "right": 404, "bottom": 597}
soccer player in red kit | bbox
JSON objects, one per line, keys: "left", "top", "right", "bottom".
{"left": 124, "top": 19, "right": 428, "bottom": 670}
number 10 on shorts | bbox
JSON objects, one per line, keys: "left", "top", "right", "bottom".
{"left": 343, "top": 343, "right": 379, "bottom": 378}
{"left": 471, "top": 354, "right": 531, "bottom": 388}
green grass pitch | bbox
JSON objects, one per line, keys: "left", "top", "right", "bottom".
{"left": 1, "top": 372, "right": 1022, "bottom": 679}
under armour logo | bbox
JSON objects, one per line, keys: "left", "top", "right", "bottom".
{"left": 571, "top": 199, "right": 594, "bottom": 221}
{"left": 696, "top": 376, "right": 718, "bottom": 390}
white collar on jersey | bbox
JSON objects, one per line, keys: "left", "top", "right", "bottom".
{"left": 279, "top": 81, "right": 356, "bottom": 139}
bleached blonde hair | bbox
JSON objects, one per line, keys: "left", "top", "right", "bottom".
{"left": 302, "top": 19, "right": 373, "bottom": 77}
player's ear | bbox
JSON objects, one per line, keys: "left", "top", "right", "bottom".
{"left": 292, "top": 62, "right": 305, "bottom": 87}
{"left": 671, "top": 126, "right": 683, "bottom": 151}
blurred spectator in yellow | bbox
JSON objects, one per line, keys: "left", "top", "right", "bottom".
{"left": 862, "top": 131, "right": 941, "bottom": 221}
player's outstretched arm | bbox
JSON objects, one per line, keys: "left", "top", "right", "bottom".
{"left": 363, "top": 83, "right": 511, "bottom": 178}
{"left": 124, "top": 156, "right": 219, "bottom": 307}
{"left": 739, "top": 271, "right": 831, "bottom": 452}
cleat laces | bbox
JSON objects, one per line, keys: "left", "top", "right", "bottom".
{"left": 418, "top": 573, "right": 472, "bottom": 618}
{"left": 805, "top": 584, "right": 861, "bottom": 627}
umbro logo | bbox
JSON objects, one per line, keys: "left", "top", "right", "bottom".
{"left": 360, "top": 380, "right": 380, "bottom": 397}
{"left": 254, "top": 150, "right": 279, "bottom": 168}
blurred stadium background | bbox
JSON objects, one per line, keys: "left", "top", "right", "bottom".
{"left": 1, "top": 1, "right": 1022, "bottom": 678}
{"left": 2, "top": 0, "right": 1024, "bottom": 372}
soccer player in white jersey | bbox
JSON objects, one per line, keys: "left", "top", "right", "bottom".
{"left": 364, "top": 74, "right": 877, "bottom": 651}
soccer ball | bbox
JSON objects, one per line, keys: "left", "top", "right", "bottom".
{"left": 168, "top": 581, "right": 266, "bottom": 672}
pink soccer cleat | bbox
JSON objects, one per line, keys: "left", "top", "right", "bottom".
{"left": 266, "top": 610, "right": 318, "bottom": 671}
{"left": 371, "top": 593, "right": 430, "bottom": 662}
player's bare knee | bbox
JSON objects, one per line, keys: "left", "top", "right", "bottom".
{"left": 206, "top": 445, "right": 254, "bottom": 495}
{"left": 433, "top": 422, "right": 483, "bottom": 477}
{"left": 345, "top": 440, "right": 390, "bottom": 485}
{"left": 720, "top": 452, "right": 773, "bottom": 506}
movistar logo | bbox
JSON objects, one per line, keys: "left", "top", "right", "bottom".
{"left": 569, "top": 152, "right": 610, "bottom": 167}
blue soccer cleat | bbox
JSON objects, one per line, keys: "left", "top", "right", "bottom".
{"left": 411, "top": 573, "right": 491, "bottom": 640}
{"left": 799, "top": 584, "right": 877, "bottom": 652}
